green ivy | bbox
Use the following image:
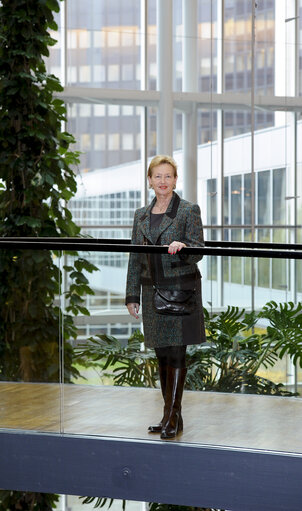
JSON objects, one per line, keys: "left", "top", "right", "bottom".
{"left": 0, "top": 0, "right": 97, "bottom": 508}
{"left": 0, "top": 491, "right": 59, "bottom": 511}
{"left": 0, "top": 0, "right": 98, "bottom": 381}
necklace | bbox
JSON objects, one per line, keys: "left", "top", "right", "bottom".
{"left": 153, "top": 205, "right": 166, "bottom": 213}
{"left": 153, "top": 199, "right": 170, "bottom": 213}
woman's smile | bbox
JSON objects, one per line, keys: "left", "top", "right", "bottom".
{"left": 148, "top": 163, "right": 177, "bottom": 197}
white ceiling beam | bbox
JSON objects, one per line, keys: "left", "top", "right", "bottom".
{"left": 56, "top": 87, "right": 302, "bottom": 112}
{"left": 56, "top": 87, "right": 160, "bottom": 106}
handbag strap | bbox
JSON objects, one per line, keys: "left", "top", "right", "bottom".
{"left": 144, "top": 235, "right": 198, "bottom": 289}
{"left": 144, "top": 235, "right": 157, "bottom": 287}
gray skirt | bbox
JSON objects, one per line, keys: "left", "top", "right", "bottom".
{"left": 141, "top": 278, "right": 206, "bottom": 348}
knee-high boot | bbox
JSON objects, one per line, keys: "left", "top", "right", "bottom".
{"left": 160, "top": 366, "right": 187, "bottom": 440}
{"left": 148, "top": 365, "right": 167, "bottom": 433}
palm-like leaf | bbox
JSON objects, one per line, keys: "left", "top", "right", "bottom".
{"left": 258, "top": 301, "right": 302, "bottom": 368}
{"left": 78, "top": 303, "right": 299, "bottom": 510}
{"left": 76, "top": 330, "right": 158, "bottom": 388}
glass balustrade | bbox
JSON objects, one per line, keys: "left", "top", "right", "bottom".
{"left": 0, "top": 247, "right": 63, "bottom": 434}
{"left": 0, "top": 241, "right": 302, "bottom": 456}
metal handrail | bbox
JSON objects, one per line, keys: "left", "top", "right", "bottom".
{"left": 0, "top": 237, "right": 302, "bottom": 259}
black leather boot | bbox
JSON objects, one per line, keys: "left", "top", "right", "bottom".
{"left": 148, "top": 365, "right": 167, "bottom": 433}
{"left": 160, "top": 366, "right": 187, "bottom": 440}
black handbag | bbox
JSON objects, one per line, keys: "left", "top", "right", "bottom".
{"left": 144, "top": 235, "right": 196, "bottom": 316}
{"left": 153, "top": 287, "right": 196, "bottom": 316}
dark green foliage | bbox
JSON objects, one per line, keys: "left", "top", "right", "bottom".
{"left": 0, "top": 491, "right": 59, "bottom": 511}
{"left": 80, "top": 501, "right": 223, "bottom": 511}
{"left": 80, "top": 497, "right": 123, "bottom": 510}
{"left": 0, "top": 0, "right": 97, "bottom": 508}
{"left": 185, "top": 305, "right": 297, "bottom": 396}
{"left": 76, "top": 330, "right": 158, "bottom": 388}
{"left": 257, "top": 301, "right": 302, "bottom": 368}
{"left": 149, "top": 505, "right": 224, "bottom": 511}
{"left": 0, "top": 0, "right": 79, "bottom": 239}
{"left": 79, "top": 302, "right": 300, "bottom": 511}
{"left": 77, "top": 305, "right": 299, "bottom": 397}
{"left": 0, "top": 0, "right": 98, "bottom": 383}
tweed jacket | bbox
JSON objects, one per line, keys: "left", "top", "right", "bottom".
{"left": 125, "top": 192, "right": 204, "bottom": 305}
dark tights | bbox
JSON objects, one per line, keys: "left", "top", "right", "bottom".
{"left": 155, "top": 345, "right": 187, "bottom": 369}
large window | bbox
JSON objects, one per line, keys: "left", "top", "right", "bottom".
{"left": 45, "top": 0, "right": 302, "bottom": 313}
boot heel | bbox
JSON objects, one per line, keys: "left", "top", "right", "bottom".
{"left": 161, "top": 412, "right": 182, "bottom": 439}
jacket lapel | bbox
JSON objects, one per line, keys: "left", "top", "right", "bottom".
{"left": 139, "top": 193, "right": 181, "bottom": 245}
{"left": 154, "top": 193, "right": 180, "bottom": 244}
{"left": 139, "top": 198, "right": 155, "bottom": 243}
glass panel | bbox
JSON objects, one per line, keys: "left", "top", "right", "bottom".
{"left": 296, "top": 164, "right": 302, "bottom": 295}
{"left": 45, "top": 10, "right": 62, "bottom": 81}
{"left": 255, "top": 0, "right": 275, "bottom": 98}
{"left": 61, "top": 246, "right": 299, "bottom": 449}
{"left": 272, "top": 229, "right": 289, "bottom": 292}
{"left": 244, "top": 228, "right": 252, "bottom": 285}
{"left": 300, "top": 0, "right": 302, "bottom": 96}
{"left": 197, "top": 0, "right": 217, "bottom": 93}
{"left": 230, "top": 229, "right": 242, "bottom": 284}
{"left": 0, "top": 249, "right": 62, "bottom": 433}
{"left": 198, "top": 110, "right": 218, "bottom": 145}
{"left": 198, "top": 108, "right": 219, "bottom": 213}
{"left": 223, "top": 108, "right": 252, "bottom": 198}
{"left": 224, "top": 176, "right": 229, "bottom": 224}
{"left": 257, "top": 170, "right": 271, "bottom": 225}
{"left": 231, "top": 175, "right": 242, "bottom": 225}
{"left": 244, "top": 173, "right": 252, "bottom": 225}
{"left": 298, "top": 362, "right": 302, "bottom": 395}
{"left": 174, "top": 0, "right": 182, "bottom": 92}
{"left": 206, "top": 230, "right": 217, "bottom": 290}
{"left": 0, "top": 241, "right": 301, "bottom": 455}
{"left": 148, "top": 0, "right": 157, "bottom": 91}
{"left": 69, "top": 194, "right": 140, "bottom": 229}
{"left": 257, "top": 228, "right": 271, "bottom": 289}
{"left": 67, "top": 0, "right": 141, "bottom": 90}
{"left": 273, "top": 168, "right": 286, "bottom": 225}
{"left": 67, "top": 103, "right": 142, "bottom": 172}
{"left": 174, "top": 112, "right": 183, "bottom": 152}
{"left": 207, "top": 178, "right": 217, "bottom": 225}
{"left": 223, "top": 254, "right": 230, "bottom": 284}
{"left": 224, "top": 0, "right": 252, "bottom": 95}
{"left": 148, "top": 106, "right": 157, "bottom": 158}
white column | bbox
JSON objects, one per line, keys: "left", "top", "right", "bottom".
{"left": 216, "top": 0, "right": 224, "bottom": 307}
{"left": 182, "top": 0, "right": 198, "bottom": 202}
{"left": 283, "top": 0, "right": 298, "bottom": 302}
{"left": 157, "top": 0, "right": 173, "bottom": 156}
{"left": 275, "top": 0, "right": 297, "bottom": 125}
{"left": 140, "top": 0, "right": 148, "bottom": 207}
{"left": 275, "top": 0, "right": 298, "bottom": 391}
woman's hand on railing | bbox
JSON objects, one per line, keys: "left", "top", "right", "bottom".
{"left": 166, "top": 241, "right": 187, "bottom": 255}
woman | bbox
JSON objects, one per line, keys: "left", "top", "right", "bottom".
{"left": 125, "top": 155, "right": 206, "bottom": 440}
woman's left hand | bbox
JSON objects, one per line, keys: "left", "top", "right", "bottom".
{"left": 167, "top": 241, "right": 186, "bottom": 254}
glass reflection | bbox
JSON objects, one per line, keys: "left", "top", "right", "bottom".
{"left": 67, "top": 0, "right": 141, "bottom": 90}
{"left": 0, "top": 249, "right": 62, "bottom": 433}
{"left": 0, "top": 244, "right": 300, "bottom": 454}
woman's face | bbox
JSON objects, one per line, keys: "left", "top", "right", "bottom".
{"left": 148, "top": 163, "right": 177, "bottom": 199}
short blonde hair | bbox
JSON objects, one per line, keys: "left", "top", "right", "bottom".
{"left": 147, "top": 155, "right": 178, "bottom": 178}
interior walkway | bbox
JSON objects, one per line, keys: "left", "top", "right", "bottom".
{"left": 1, "top": 382, "right": 302, "bottom": 454}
